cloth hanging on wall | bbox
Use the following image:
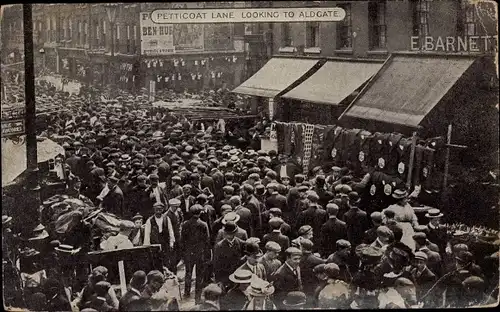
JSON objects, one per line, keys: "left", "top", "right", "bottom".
{"left": 292, "top": 123, "right": 305, "bottom": 166}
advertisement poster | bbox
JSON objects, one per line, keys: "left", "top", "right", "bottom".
{"left": 140, "top": 12, "right": 174, "bottom": 56}
{"left": 171, "top": 2, "right": 205, "bottom": 52}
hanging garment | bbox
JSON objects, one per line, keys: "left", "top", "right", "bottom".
{"left": 396, "top": 137, "right": 414, "bottom": 182}
{"left": 275, "top": 122, "right": 286, "bottom": 155}
{"left": 292, "top": 123, "right": 305, "bottom": 165}
{"left": 386, "top": 133, "right": 404, "bottom": 176}
{"left": 359, "top": 131, "right": 374, "bottom": 173}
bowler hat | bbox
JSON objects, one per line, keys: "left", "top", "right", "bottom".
{"left": 348, "top": 191, "right": 361, "bottom": 203}
{"left": 244, "top": 242, "right": 263, "bottom": 257}
{"left": 223, "top": 221, "right": 238, "bottom": 234}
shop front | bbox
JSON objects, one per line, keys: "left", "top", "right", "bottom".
{"left": 57, "top": 48, "right": 90, "bottom": 83}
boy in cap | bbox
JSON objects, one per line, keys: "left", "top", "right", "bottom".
{"left": 259, "top": 241, "right": 282, "bottom": 277}
{"left": 363, "top": 211, "right": 383, "bottom": 244}
{"left": 190, "top": 283, "right": 223, "bottom": 311}
{"left": 319, "top": 203, "right": 347, "bottom": 258}
{"left": 409, "top": 251, "right": 437, "bottom": 307}
{"left": 262, "top": 217, "right": 290, "bottom": 263}
{"left": 295, "top": 192, "right": 328, "bottom": 249}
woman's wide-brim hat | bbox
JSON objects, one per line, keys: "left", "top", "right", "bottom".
{"left": 28, "top": 224, "right": 49, "bottom": 241}
{"left": 425, "top": 208, "right": 444, "bottom": 218}
{"left": 392, "top": 189, "right": 408, "bottom": 199}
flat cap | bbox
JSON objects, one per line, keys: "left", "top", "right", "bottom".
{"left": 394, "top": 277, "right": 414, "bottom": 287}
{"left": 223, "top": 185, "right": 234, "bottom": 193}
{"left": 268, "top": 217, "right": 284, "bottom": 229}
{"left": 336, "top": 239, "right": 352, "bottom": 249}
{"left": 313, "top": 263, "right": 326, "bottom": 275}
{"left": 265, "top": 241, "right": 282, "bottom": 252}
{"left": 307, "top": 191, "right": 319, "bottom": 202}
{"left": 169, "top": 198, "right": 181, "bottom": 206}
{"left": 285, "top": 247, "right": 302, "bottom": 256}
{"left": 462, "top": 276, "right": 485, "bottom": 289}
{"left": 189, "top": 204, "right": 203, "bottom": 215}
{"left": 324, "top": 263, "right": 340, "bottom": 279}
{"left": 414, "top": 251, "right": 428, "bottom": 261}
{"left": 412, "top": 232, "right": 427, "bottom": 240}
{"left": 370, "top": 211, "right": 383, "bottom": 222}
{"left": 298, "top": 225, "right": 312, "bottom": 236}
{"left": 297, "top": 185, "right": 309, "bottom": 192}
{"left": 300, "top": 238, "right": 314, "bottom": 252}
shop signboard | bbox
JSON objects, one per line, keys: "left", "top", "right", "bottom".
{"left": 1, "top": 106, "right": 25, "bottom": 138}
{"left": 171, "top": 2, "right": 205, "bottom": 53}
{"left": 140, "top": 12, "right": 175, "bottom": 56}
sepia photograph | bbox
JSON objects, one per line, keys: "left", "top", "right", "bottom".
{"left": 1, "top": 1, "right": 498, "bottom": 310}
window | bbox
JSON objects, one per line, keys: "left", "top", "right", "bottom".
{"left": 83, "top": 21, "right": 88, "bottom": 46}
{"left": 77, "top": 21, "right": 82, "bottom": 46}
{"left": 464, "top": 1, "right": 477, "bottom": 36}
{"left": 336, "top": 3, "right": 352, "bottom": 49}
{"left": 281, "top": 23, "right": 292, "bottom": 47}
{"left": 306, "top": 22, "right": 320, "bottom": 48}
{"left": 103, "top": 20, "right": 107, "bottom": 48}
{"left": 412, "top": 0, "right": 430, "bottom": 37}
{"left": 132, "top": 25, "right": 137, "bottom": 53}
{"left": 115, "top": 24, "right": 120, "bottom": 51}
{"left": 126, "top": 25, "right": 131, "bottom": 53}
{"left": 368, "top": 0, "right": 387, "bottom": 49}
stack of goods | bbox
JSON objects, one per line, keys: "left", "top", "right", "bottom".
{"left": 445, "top": 223, "right": 499, "bottom": 244}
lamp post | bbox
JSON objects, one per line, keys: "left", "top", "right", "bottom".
{"left": 23, "top": 4, "right": 42, "bottom": 233}
{"left": 105, "top": 3, "right": 118, "bottom": 96}
{"left": 39, "top": 47, "right": 45, "bottom": 71}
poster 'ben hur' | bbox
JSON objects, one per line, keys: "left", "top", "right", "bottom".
{"left": 1, "top": 1, "right": 498, "bottom": 311}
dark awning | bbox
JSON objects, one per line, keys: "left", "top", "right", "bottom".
{"left": 282, "top": 60, "right": 383, "bottom": 105}
{"left": 232, "top": 57, "right": 320, "bottom": 98}
{"left": 340, "top": 53, "right": 476, "bottom": 128}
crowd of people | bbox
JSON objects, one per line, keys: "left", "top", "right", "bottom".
{"left": 2, "top": 75, "right": 499, "bottom": 311}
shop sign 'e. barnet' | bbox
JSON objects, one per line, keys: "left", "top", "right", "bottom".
{"left": 410, "top": 35, "right": 498, "bottom": 53}
{"left": 148, "top": 7, "right": 346, "bottom": 24}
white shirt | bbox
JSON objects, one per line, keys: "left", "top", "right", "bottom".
{"left": 152, "top": 187, "right": 162, "bottom": 204}
{"left": 279, "top": 165, "right": 287, "bottom": 179}
{"left": 154, "top": 216, "right": 164, "bottom": 233}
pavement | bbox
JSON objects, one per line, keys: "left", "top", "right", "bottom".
{"left": 175, "top": 261, "right": 197, "bottom": 310}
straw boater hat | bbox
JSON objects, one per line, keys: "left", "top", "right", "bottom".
{"left": 246, "top": 277, "right": 275, "bottom": 297}
{"left": 54, "top": 244, "right": 82, "bottom": 254}
{"left": 425, "top": 208, "right": 444, "bottom": 218}
{"left": 229, "top": 269, "right": 254, "bottom": 284}
{"left": 392, "top": 189, "right": 408, "bottom": 199}
{"left": 222, "top": 212, "right": 240, "bottom": 225}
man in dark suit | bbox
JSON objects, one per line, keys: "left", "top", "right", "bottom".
{"left": 214, "top": 212, "right": 248, "bottom": 243}
{"left": 213, "top": 222, "right": 245, "bottom": 290}
{"left": 198, "top": 165, "right": 216, "bottom": 196}
{"left": 119, "top": 270, "right": 147, "bottom": 312}
{"left": 98, "top": 176, "right": 125, "bottom": 217}
{"left": 319, "top": 203, "right": 347, "bottom": 258}
{"left": 298, "top": 238, "right": 326, "bottom": 307}
{"left": 295, "top": 192, "right": 328, "bottom": 249}
{"left": 180, "top": 204, "right": 211, "bottom": 302}
{"left": 241, "top": 184, "right": 264, "bottom": 237}
{"left": 165, "top": 198, "right": 183, "bottom": 274}
{"left": 127, "top": 175, "right": 151, "bottom": 220}
{"left": 265, "top": 183, "right": 289, "bottom": 222}
{"left": 231, "top": 196, "right": 254, "bottom": 237}
{"left": 325, "top": 240, "right": 356, "bottom": 283}
{"left": 178, "top": 184, "right": 197, "bottom": 220}
{"left": 314, "top": 175, "right": 334, "bottom": 209}
{"left": 343, "top": 192, "right": 370, "bottom": 248}
{"left": 210, "top": 167, "right": 225, "bottom": 202}
{"left": 363, "top": 211, "right": 383, "bottom": 244}
{"left": 86, "top": 160, "right": 106, "bottom": 201}
{"left": 271, "top": 247, "right": 303, "bottom": 310}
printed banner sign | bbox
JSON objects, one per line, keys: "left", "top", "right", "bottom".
{"left": 140, "top": 12, "right": 175, "bottom": 56}
{"left": 2, "top": 120, "right": 25, "bottom": 137}
{"left": 151, "top": 8, "right": 346, "bottom": 24}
